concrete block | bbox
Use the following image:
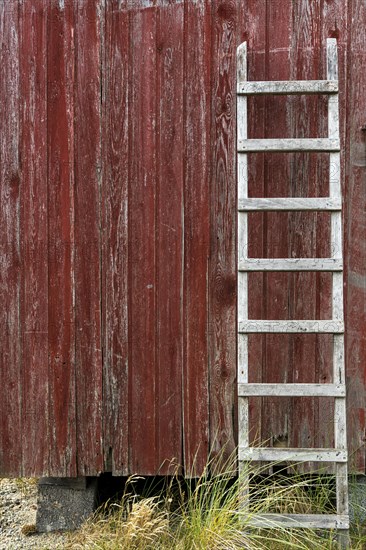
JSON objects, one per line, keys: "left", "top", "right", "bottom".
{"left": 36, "top": 477, "right": 97, "bottom": 532}
{"left": 349, "top": 475, "right": 366, "bottom": 526}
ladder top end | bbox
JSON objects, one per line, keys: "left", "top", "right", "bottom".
{"left": 237, "top": 41, "right": 247, "bottom": 54}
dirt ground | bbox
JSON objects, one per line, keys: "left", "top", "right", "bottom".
{"left": 0, "top": 478, "right": 69, "bottom": 550}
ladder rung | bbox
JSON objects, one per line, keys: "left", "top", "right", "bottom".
{"left": 237, "top": 80, "right": 338, "bottom": 95}
{"left": 238, "top": 258, "right": 342, "bottom": 272}
{"left": 238, "top": 383, "right": 346, "bottom": 397}
{"left": 239, "top": 447, "right": 347, "bottom": 462}
{"left": 238, "top": 320, "right": 344, "bottom": 333}
{"left": 245, "top": 514, "right": 349, "bottom": 530}
{"left": 238, "top": 197, "right": 341, "bottom": 211}
{"left": 238, "top": 138, "right": 340, "bottom": 153}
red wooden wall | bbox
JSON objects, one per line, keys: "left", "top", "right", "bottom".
{"left": 0, "top": 0, "right": 365, "bottom": 477}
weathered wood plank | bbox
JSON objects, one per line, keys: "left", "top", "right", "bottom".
{"left": 238, "top": 383, "right": 346, "bottom": 397}
{"left": 238, "top": 80, "right": 338, "bottom": 95}
{"left": 0, "top": 0, "right": 21, "bottom": 477}
{"left": 342, "top": 0, "right": 366, "bottom": 473}
{"left": 129, "top": 2, "right": 158, "bottom": 475}
{"left": 19, "top": 0, "right": 49, "bottom": 476}
{"left": 327, "top": 37, "right": 349, "bottom": 519}
{"left": 246, "top": 514, "right": 349, "bottom": 530}
{"left": 239, "top": 0, "right": 268, "bottom": 454}
{"left": 238, "top": 138, "right": 340, "bottom": 152}
{"left": 0, "top": 0, "right": 363, "bottom": 481}
{"left": 209, "top": 0, "right": 237, "bottom": 463}
{"left": 102, "top": 0, "right": 129, "bottom": 476}
{"left": 156, "top": 0, "right": 184, "bottom": 474}
{"left": 239, "top": 447, "right": 347, "bottom": 462}
{"left": 74, "top": 0, "right": 103, "bottom": 476}
{"left": 237, "top": 41, "right": 249, "bottom": 460}
{"left": 287, "top": 0, "right": 327, "bottom": 465}
{"left": 239, "top": 320, "right": 344, "bottom": 333}
{"left": 238, "top": 258, "right": 342, "bottom": 272}
{"left": 47, "top": 0, "right": 77, "bottom": 476}
{"left": 183, "top": 0, "right": 210, "bottom": 476}
{"left": 238, "top": 197, "right": 341, "bottom": 211}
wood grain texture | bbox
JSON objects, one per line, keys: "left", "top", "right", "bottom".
{"left": 239, "top": 447, "right": 347, "bottom": 462}
{"left": 247, "top": 514, "right": 349, "bottom": 530}
{"left": 237, "top": 41, "right": 249, "bottom": 460}
{"left": 317, "top": 1, "right": 347, "bottom": 465}
{"left": 0, "top": 0, "right": 21, "bottom": 476}
{"left": 129, "top": 1, "right": 158, "bottom": 475}
{"left": 155, "top": 0, "right": 184, "bottom": 475}
{"left": 239, "top": 320, "right": 344, "bottom": 333}
{"left": 183, "top": 0, "right": 211, "bottom": 475}
{"left": 47, "top": 0, "right": 77, "bottom": 476}
{"left": 342, "top": 0, "right": 366, "bottom": 472}
{"left": 238, "top": 383, "right": 346, "bottom": 397}
{"left": 102, "top": 0, "right": 130, "bottom": 476}
{"left": 19, "top": 0, "right": 49, "bottom": 476}
{"left": 327, "top": 37, "right": 349, "bottom": 516}
{"left": 238, "top": 198, "right": 341, "bottom": 211}
{"left": 238, "top": 80, "right": 338, "bottom": 95}
{"left": 240, "top": 1, "right": 337, "bottom": 465}
{"left": 262, "top": 0, "right": 293, "bottom": 457}
{"left": 289, "top": 0, "right": 330, "bottom": 466}
{"left": 0, "top": 0, "right": 365, "bottom": 477}
{"left": 238, "top": 138, "right": 339, "bottom": 152}
{"left": 74, "top": 0, "right": 103, "bottom": 476}
{"left": 239, "top": 258, "right": 342, "bottom": 272}
{"left": 209, "top": 0, "right": 238, "bottom": 464}
{"left": 239, "top": 0, "right": 267, "bottom": 453}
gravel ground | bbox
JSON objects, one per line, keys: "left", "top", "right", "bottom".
{"left": 0, "top": 478, "right": 70, "bottom": 550}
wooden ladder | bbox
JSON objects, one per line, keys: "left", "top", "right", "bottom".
{"left": 237, "top": 39, "right": 349, "bottom": 534}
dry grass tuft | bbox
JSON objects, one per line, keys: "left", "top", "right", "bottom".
{"left": 62, "top": 455, "right": 366, "bottom": 550}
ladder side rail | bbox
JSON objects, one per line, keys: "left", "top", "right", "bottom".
{"left": 237, "top": 42, "right": 249, "bottom": 462}
{"left": 327, "top": 37, "right": 349, "bottom": 522}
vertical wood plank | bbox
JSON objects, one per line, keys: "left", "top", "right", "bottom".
{"left": 47, "top": 0, "right": 77, "bottom": 476}
{"left": 0, "top": 0, "right": 22, "bottom": 476}
{"left": 156, "top": 0, "right": 184, "bottom": 474}
{"left": 183, "top": 0, "right": 211, "bottom": 476}
{"left": 1, "top": 0, "right": 365, "bottom": 479}
{"left": 74, "top": 0, "right": 103, "bottom": 475}
{"left": 129, "top": 1, "right": 158, "bottom": 475}
{"left": 316, "top": 0, "right": 346, "bottom": 458}
{"left": 287, "top": 0, "right": 325, "bottom": 459}
{"left": 102, "top": 0, "right": 130, "bottom": 476}
{"left": 343, "top": 0, "right": 366, "bottom": 471}
{"left": 263, "top": 1, "right": 293, "bottom": 451}
{"left": 209, "top": 0, "right": 237, "bottom": 463}
{"left": 239, "top": 0, "right": 267, "bottom": 449}
{"left": 19, "top": 0, "right": 49, "bottom": 476}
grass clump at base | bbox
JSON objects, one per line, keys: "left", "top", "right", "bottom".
{"left": 65, "top": 454, "right": 365, "bottom": 549}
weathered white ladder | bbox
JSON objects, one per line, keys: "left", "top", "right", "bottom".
{"left": 237, "top": 39, "right": 349, "bottom": 534}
